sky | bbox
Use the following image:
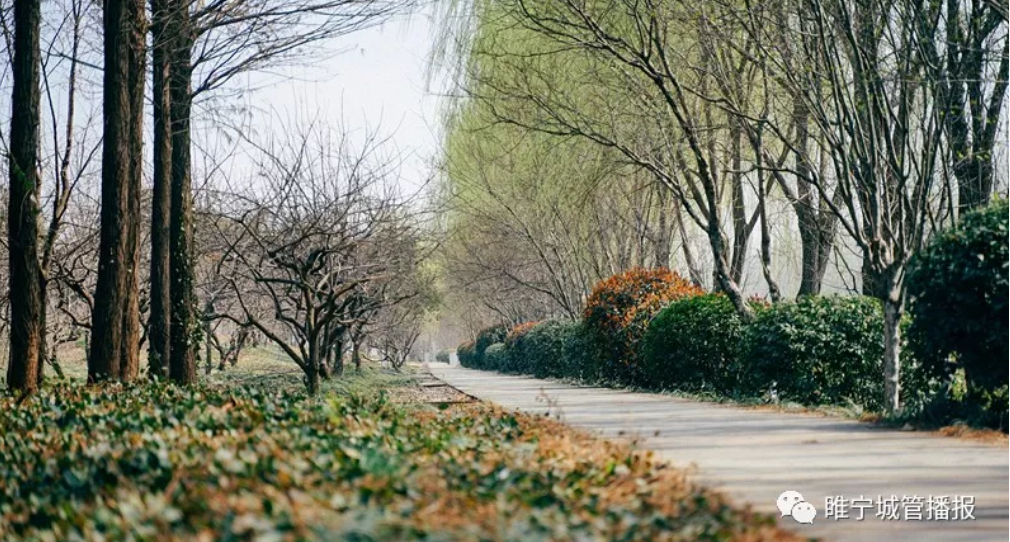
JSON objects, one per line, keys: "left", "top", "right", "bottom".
{"left": 220, "top": 4, "right": 449, "bottom": 195}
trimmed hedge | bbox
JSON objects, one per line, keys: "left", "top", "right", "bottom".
{"left": 907, "top": 199, "right": 1008, "bottom": 396}
{"left": 501, "top": 322, "right": 541, "bottom": 374}
{"left": 454, "top": 243, "right": 1007, "bottom": 428}
{"left": 742, "top": 296, "right": 887, "bottom": 410}
{"left": 523, "top": 320, "right": 591, "bottom": 380}
{"left": 483, "top": 343, "right": 508, "bottom": 371}
{"left": 456, "top": 298, "right": 938, "bottom": 416}
{"left": 583, "top": 268, "right": 703, "bottom": 384}
{"left": 465, "top": 325, "right": 508, "bottom": 369}
{"left": 640, "top": 294, "right": 745, "bottom": 394}
{"left": 435, "top": 351, "right": 450, "bottom": 364}
{"left": 457, "top": 341, "right": 476, "bottom": 368}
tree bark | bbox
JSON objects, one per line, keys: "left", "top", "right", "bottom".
{"left": 7, "top": 0, "right": 44, "bottom": 394}
{"left": 148, "top": 0, "right": 173, "bottom": 379}
{"left": 882, "top": 294, "right": 903, "bottom": 414}
{"left": 89, "top": 0, "right": 145, "bottom": 383}
{"left": 306, "top": 337, "right": 320, "bottom": 395}
{"left": 351, "top": 333, "right": 362, "bottom": 372}
{"left": 121, "top": 0, "right": 146, "bottom": 382}
{"left": 168, "top": 4, "right": 197, "bottom": 385}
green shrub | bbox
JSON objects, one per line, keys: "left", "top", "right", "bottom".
{"left": 907, "top": 198, "right": 1008, "bottom": 407}
{"left": 741, "top": 296, "right": 887, "bottom": 410}
{"left": 457, "top": 341, "right": 476, "bottom": 368}
{"left": 473, "top": 325, "right": 508, "bottom": 368}
{"left": 640, "top": 294, "right": 744, "bottom": 394}
{"left": 501, "top": 322, "right": 541, "bottom": 374}
{"left": 509, "top": 320, "right": 589, "bottom": 380}
{"left": 435, "top": 351, "right": 450, "bottom": 364}
{"left": 483, "top": 343, "right": 508, "bottom": 372}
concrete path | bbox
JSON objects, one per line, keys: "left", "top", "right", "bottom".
{"left": 428, "top": 364, "right": 1008, "bottom": 542}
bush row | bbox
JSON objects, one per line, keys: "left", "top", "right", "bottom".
{"left": 466, "top": 294, "right": 923, "bottom": 413}
{"left": 457, "top": 199, "right": 1008, "bottom": 428}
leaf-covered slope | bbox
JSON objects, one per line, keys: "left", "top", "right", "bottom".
{"left": 1, "top": 383, "right": 800, "bottom": 541}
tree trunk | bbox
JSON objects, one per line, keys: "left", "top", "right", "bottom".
{"left": 729, "top": 123, "right": 748, "bottom": 285}
{"left": 89, "top": 0, "right": 144, "bottom": 383}
{"left": 121, "top": 7, "right": 145, "bottom": 382}
{"left": 333, "top": 339, "right": 345, "bottom": 376}
{"left": 168, "top": 8, "right": 197, "bottom": 385}
{"left": 7, "top": 0, "right": 44, "bottom": 394}
{"left": 306, "top": 338, "right": 320, "bottom": 395}
{"left": 204, "top": 318, "right": 213, "bottom": 375}
{"left": 351, "top": 335, "right": 362, "bottom": 372}
{"left": 708, "top": 222, "right": 753, "bottom": 321}
{"left": 882, "top": 295, "right": 903, "bottom": 414}
{"left": 148, "top": 0, "right": 173, "bottom": 379}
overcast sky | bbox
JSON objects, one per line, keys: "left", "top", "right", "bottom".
{"left": 198, "top": 4, "right": 448, "bottom": 195}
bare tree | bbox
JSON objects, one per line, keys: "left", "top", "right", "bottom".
{"left": 209, "top": 123, "right": 422, "bottom": 394}
{"left": 742, "top": 0, "right": 988, "bottom": 411}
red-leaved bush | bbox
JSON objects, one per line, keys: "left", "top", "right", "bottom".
{"left": 583, "top": 267, "right": 703, "bottom": 382}
{"left": 505, "top": 321, "right": 540, "bottom": 348}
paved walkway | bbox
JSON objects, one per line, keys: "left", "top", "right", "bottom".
{"left": 428, "top": 364, "right": 1008, "bottom": 542}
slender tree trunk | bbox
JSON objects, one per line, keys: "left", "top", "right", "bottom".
{"left": 351, "top": 334, "right": 362, "bottom": 372}
{"left": 653, "top": 188, "right": 672, "bottom": 267}
{"left": 306, "top": 337, "right": 320, "bottom": 395}
{"left": 168, "top": 7, "right": 197, "bottom": 384}
{"left": 90, "top": 0, "right": 144, "bottom": 383}
{"left": 757, "top": 171, "right": 781, "bottom": 302}
{"left": 148, "top": 0, "right": 173, "bottom": 379}
{"left": 729, "top": 124, "right": 748, "bottom": 284}
{"left": 7, "top": 0, "right": 44, "bottom": 394}
{"left": 204, "top": 318, "right": 213, "bottom": 375}
{"left": 121, "top": 0, "right": 145, "bottom": 382}
{"left": 708, "top": 222, "right": 753, "bottom": 321}
{"left": 882, "top": 294, "right": 903, "bottom": 414}
{"left": 333, "top": 339, "right": 345, "bottom": 376}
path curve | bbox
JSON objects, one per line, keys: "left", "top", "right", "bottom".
{"left": 428, "top": 364, "right": 1008, "bottom": 542}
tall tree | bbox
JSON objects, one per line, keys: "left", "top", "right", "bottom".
{"left": 167, "top": 0, "right": 197, "bottom": 384}
{"left": 6, "top": 0, "right": 44, "bottom": 394}
{"left": 748, "top": 0, "right": 969, "bottom": 411}
{"left": 89, "top": 0, "right": 146, "bottom": 382}
{"left": 148, "top": 0, "right": 173, "bottom": 379}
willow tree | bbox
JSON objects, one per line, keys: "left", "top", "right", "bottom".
{"left": 439, "top": 0, "right": 788, "bottom": 318}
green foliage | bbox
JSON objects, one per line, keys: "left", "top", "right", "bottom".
{"left": 435, "top": 350, "right": 450, "bottom": 364}
{"left": 741, "top": 296, "right": 888, "bottom": 410}
{"left": 640, "top": 294, "right": 745, "bottom": 394}
{"left": 473, "top": 324, "right": 509, "bottom": 368}
{"left": 519, "top": 320, "right": 592, "bottom": 380}
{"left": 483, "top": 342, "right": 508, "bottom": 372}
{"left": 0, "top": 381, "right": 790, "bottom": 541}
{"left": 457, "top": 340, "right": 476, "bottom": 368}
{"left": 499, "top": 322, "right": 540, "bottom": 374}
{"left": 907, "top": 199, "right": 1009, "bottom": 413}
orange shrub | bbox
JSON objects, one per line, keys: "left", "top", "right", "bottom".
{"left": 583, "top": 267, "right": 703, "bottom": 383}
{"left": 505, "top": 321, "right": 540, "bottom": 348}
